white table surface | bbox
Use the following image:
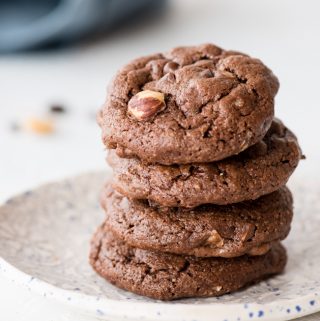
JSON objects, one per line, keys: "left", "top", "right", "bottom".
{"left": 0, "top": 0, "right": 319, "bottom": 320}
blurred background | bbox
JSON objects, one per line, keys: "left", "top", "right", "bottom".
{"left": 0, "top": 0, "right": 319, "bottom": 202}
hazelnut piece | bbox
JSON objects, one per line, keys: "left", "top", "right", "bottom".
{"left": 128, "top": 90, "right": 166, "bottom": 121}
{"left": 25, "top": 117, "right": 54, "bottom": 134}
{"left": 206, "top": 230, "right": 224, "bottom": 248}
{"left": 248, "top": 243, "right": 271, "bottom": 256}
{"left": 239, "top": 224, "right": 256, "bottom": 242}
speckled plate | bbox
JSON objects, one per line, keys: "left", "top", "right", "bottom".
{"left": 0, "top": 172, "right": 319, "bottom": 321}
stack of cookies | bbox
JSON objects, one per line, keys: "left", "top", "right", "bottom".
{"left": 91, "top": 44, "right": 302, "bottom": 300}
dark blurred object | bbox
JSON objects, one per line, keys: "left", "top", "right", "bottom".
{"left": 49, "top": 104, "right": 66, "bottom": 114}
{"left": 0, "top": 0, "right": 165, "bottom": 53}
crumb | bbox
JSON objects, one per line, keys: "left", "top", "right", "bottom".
{"left": 25, "top": 117, "right": 54, "bottom": 134}
{"left": 49, "top": 104, "right": 66, "bottom": 114}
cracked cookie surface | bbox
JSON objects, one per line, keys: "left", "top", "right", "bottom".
{"left": 90, "top": 228, "right": 287, "bottom": 300}
{"left": 99, "top": 43, "right": 279, "bottom": 164}
{"left": 108, "top": 119, "right": 302, "bottom": 207}
{"left": 100, "top": 185, "right": 293, "bottom": 258}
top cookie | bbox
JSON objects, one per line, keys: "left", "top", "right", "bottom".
{"left": 99, "top": 44, "right": 279, "bottom": 164}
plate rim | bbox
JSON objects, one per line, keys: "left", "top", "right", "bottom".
{"left": 1, "top": 257, "right": 319, "bottom": 321}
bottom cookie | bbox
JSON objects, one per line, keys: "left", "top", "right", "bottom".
{"left": 90, "top": 226, "right": 287, "bottom": 300}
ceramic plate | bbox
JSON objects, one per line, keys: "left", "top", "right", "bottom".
{"left": 0, "top": 172, "right": 319, "bottom": 321}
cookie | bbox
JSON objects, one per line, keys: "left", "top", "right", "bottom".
{"left": 98, "top": 43, "right": 279, "bottom": 165}
{"left": 90, "top": 227, "right": 287, "bottom": 300}
{"left": 100, "top": 185, "right": 293, "bottom": 258}
{"left": 108, "top": 119, "right": 301, "bottom": 207}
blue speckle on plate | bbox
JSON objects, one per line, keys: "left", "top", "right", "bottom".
{"left": 249, "top": 312, "right": 254, "bottom": 318}
{"left": 296, "top": 305, "right": 301, "bottom": 312}
{"left": 286, "top": 308, "right": 290, "bottom": 313}
{"left": 258, "top": 310, "right": 264, "bottom": 317}
{"left": 310, "top": 300, "right": 315, "bottom": 306}
{"left": 96, "top": 309, "right": 104, "bottom": 316}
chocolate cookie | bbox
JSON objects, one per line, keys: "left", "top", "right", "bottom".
{"left": 90, "top": 227, "right": 287, "bottom": 300}
{"left": 100, "top": 185, "right": 293, "bottom": 258}
{"left": 108, "top": 119, "right": 301, "bottom": 207}
{"left": 98, "top": 43, "right": 279, "bottom": 165}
